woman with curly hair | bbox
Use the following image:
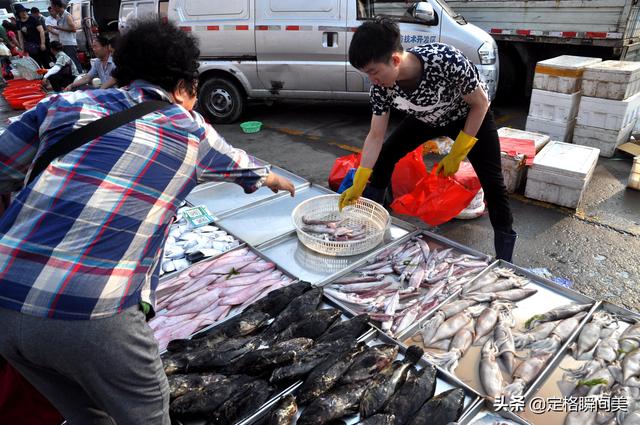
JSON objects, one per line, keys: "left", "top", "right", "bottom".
{"left": 0, "top": 20, "right": 294, "bottom": 424}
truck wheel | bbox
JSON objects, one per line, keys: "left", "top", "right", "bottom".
{"left": 198, "top": 77, "right": 245, "bottom": 124}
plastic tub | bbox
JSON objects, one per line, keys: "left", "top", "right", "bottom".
{"left": 240, "top": 121, "right": 262, "bottom": 133}
{"left": 23, "top": 98, "right": 41, "bottom": 110}
{"left": 4, "top": 86, "right": 43, "bottom": 97}
{"left": 7, "top": 94, "right": 45, "bottom": 110}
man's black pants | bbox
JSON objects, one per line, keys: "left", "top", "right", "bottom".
{"left": 48, "top": 73, "right": 74, "bottom": 92}
{"left": 368, "top": 110, "right": 513, "bottom": 233}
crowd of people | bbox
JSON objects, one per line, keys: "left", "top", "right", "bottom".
{"left": 0, "top": 0, "right": 113, "bottom": 90}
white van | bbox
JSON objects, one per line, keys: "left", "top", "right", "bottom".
{"left": 120, "top": 0, "right": 498, "bottom": 123}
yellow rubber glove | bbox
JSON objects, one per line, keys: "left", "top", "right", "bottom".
{"left": 436, "top": 131, "right": 478, "bottom": 176}
{"left": 339, "top": 167, "right": 373, "bottom": 211}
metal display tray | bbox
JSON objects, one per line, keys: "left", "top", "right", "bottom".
{"left": 517, "top": 301, "right": 640, "bottom": 425}
{"left": 254, "top": 219, "right": 417, "bottom": 285}
{"left": 185, "top": 165, "right": 309, "bottom": 219}
{"left": 215, "top": 184, "right": 334, "bottom": 247}
{"left": 464, "top": 405, "right": 532, "bottom": 425}
{"left": 240, "top": 327, "right": 482, "bottom": 425}
{"left": 316, "top": 230, "right": 492, "bottom": 337}
{"left": 171, "top": 295, "right": 379, "bottom": 425}
{"left": 398, "top": 260, "right": 597, "bottom": 403}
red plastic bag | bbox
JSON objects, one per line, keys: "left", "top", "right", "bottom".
{"left": 390, "top": 147, "right": 427, "bottom": 198}
{"left": 328, "top": 153, "right": 360, "bottom": 191}
{"left": 328, "top": 147, "right": 425, "bottom": 193}
{"left": 391, "top": 163, "right": 481, "bottom": 226}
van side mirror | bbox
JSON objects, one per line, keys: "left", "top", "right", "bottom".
{"left": 412, "top": 2, "right": 436, "bottom": 24}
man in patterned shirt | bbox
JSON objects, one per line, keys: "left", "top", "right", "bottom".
{"left": 0, "top": 20, "right": 294, "bottom": 424}
{"left": 340, "top": 19, "right": 516, "bottom": 261}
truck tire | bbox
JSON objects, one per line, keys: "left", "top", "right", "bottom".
{"left": 198, "top": 77, "right": 245, "bottom": 124}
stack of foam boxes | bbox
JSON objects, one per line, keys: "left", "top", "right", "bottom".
{"left": 526, "top": 56, "right": 602, "bottom": 143}
{"left": 574, "top": 61, "right": 640, "bottom": 157}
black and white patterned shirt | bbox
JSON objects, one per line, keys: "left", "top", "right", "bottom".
{"left": 370, "top": 43, "right": 485, "bottom": 127}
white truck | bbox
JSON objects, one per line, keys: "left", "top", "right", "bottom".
{"left": 445, "top": 0, "right": 640, "bottom": 99}
{"left": 119, "top": 0, "right": 499, "bottom": 124}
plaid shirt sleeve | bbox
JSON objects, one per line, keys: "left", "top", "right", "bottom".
{"left": 0, "top": 98, "right": 50, "bottom": 193}
{"left": 192, "top": 112, "right": 270, "bottom": 193}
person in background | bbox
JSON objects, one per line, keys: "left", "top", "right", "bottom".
{"left": 14, "top": 4, "right": 47, "bottom": 67}
{"left": 0, "top": 19, "right": 294, "bottom": 424}
{"left": 65, "top": 35, "right": 116, "bottom": 90}
{"left": 45, "top": 7, "right": 59, "bottom": 43}
{"left": 43, "top": 40, "right": 79, "bottom": 91}
{"left": 1, "top": 21, "right": 22, "bottom": 57}
{"left": 30, "top": 7, "right": 52, "bottom": 66}
{"left": 30, "top": 7, "right": 46, "bottom": 30}
{"left": 50, "top": 0, "right": 82, "bottom": 72}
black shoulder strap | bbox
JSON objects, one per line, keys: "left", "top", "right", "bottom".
{"left": 27, "top": 100, "right": 170, "bottom": 185}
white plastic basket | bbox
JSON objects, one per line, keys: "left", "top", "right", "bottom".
{"left": 291, "top": 194, "right": 390, "bottom": 257}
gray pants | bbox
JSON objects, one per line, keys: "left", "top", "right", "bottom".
{"left": 62, "top": 45, "right": 83, "bottom": 73}
{"left": 0, "top": 306, "right": 170, "bottom": 425}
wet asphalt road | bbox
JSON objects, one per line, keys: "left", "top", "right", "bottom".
{"left": 1, "top": 95, "right": 638, "bottom": 311}
{"left": 215, "top": 99, "right": 640, "bottom": 311}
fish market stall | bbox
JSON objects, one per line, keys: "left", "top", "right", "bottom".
{"left": 136, "top": 158, "right": 639, "bottom": 425}
{"left": 320, "top": 231, "right": 491, "bottom": 338}
{"left": 400, "top": 261, "right": 596, "bottom": 404}
{"left": 151, "top": 246, "right": 297, "bottom": 351}
{"left": 163, "top": 283, "right": 378, "bottom": 425}
{"left": 239, "top": 326, "right": 482, "bottom": 425}
{"left": 517, "top": 302, "right": 640, "bottom": 425}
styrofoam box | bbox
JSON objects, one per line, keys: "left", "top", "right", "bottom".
{"left": 528, "top": 89, "right": 581, "bottom": 123}
{"left": 629, "top": 156, "right": 640, "bottom": 190}
{"left": 576, "top": 91, "right": 640, "bottom": 131}
{"left": 525, "top": 115, "right": 576, "bottom": 143}
{"left": 525, "top": 141, "right": 600, "bottom": 208}
{"left": 582, "top": 60, "right": 640, "bottom": 100}
{"left": 573, "top": 119, "right": 636, "bottom": 158}
{"left": 533, "top": 55, "right": 602, "bottom": 94}
{"left": 501, "top": 153, "right": 526, "bottom": 193}
{"left": 498, "top": 127, "right": 551, "bottom": 153}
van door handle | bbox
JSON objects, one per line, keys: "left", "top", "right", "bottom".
{"left": 323, "top": 32, "right": 339, "bottom": 48}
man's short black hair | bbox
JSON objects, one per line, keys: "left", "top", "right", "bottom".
{"left": 51, "top": 0, "right": 65, "bottom": 9}
{"left": 349, "top": 19, "right": 403, "bottom": 70}
{"left": 95, "top": 35, "right": 109, "bottom": 47}
{"left": 112, "top": 20, "right": 199, "bottom": 96}
{"left": 50, "top": 40, "right": 63, "bottom": 51}
{"left": 30, "top": 7, "right": 40, "bottom": 14}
